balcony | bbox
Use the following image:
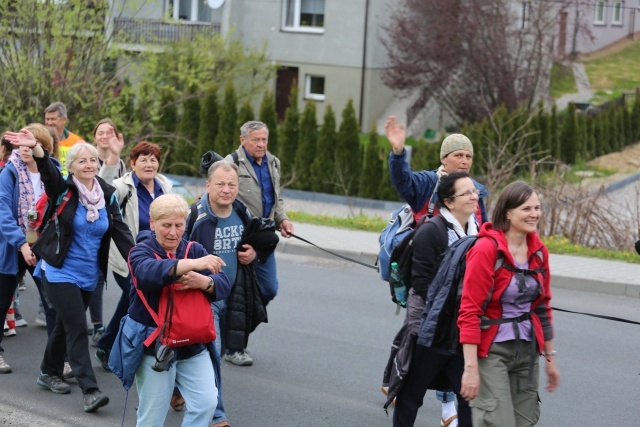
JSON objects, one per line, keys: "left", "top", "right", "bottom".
{"left": 112, "top": 17, "right": 220, "bottom": 45}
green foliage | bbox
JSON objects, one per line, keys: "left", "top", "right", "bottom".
{"left": 214, "top": 83, "right": 238, "bottom": 156}
{"left": 411, "top": 141, "right": 440, "bottom": 171}
{"left": 237, "top": 100, "right": 255, "bottom": 130}
{"left": 632, "top": 90, "right": 640, "bottom": 142}
{"left": 294, "top": 102, "right": 318, "bottom": 190}
{"left": 358, "top": 127, "right": 383, "bottom": 199}
{"left": 197, "top": 85, "right": 219, "bottom": 164}
{"left": 549, "top": 63, "right": 578, "bottom": 99}
{"left": 378, "top": 151, "right": 400, "bottom": 201}
{"left": 259, "top": 91, "right": 278, "bottom": 156}
{"left": 549, "top": 105, "right": 560, "bottom": 159}
{"left": 559, "top": 104, "right": 578, "bottom": 164}
{"left": 173, "top": 86, "right": 200, "bottom": 175}
{"left": 335, "top": 100, "right": 361, "bottom": 196}
{"left": 279, "top": 86, "right": 300, "bottom": 184}
{"left": 156, "top": 89, "right": 179, "bottom": 169}
{"left": 310, "top": 105, "right": 337, "bottom": 193}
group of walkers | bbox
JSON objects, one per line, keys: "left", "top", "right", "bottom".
{"left": 0, "top": 102, "right": 291, "bottom": 426}
{"left": 382, "top": 116, "right": 560, "bottom": 427}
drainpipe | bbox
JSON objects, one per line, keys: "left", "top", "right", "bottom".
{"left": 358, "top": 0, "right": 370, "bottom": 131}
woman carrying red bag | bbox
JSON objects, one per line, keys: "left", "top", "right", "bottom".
{"left": 126, "top": 194, "right": 231, "bottom": 426}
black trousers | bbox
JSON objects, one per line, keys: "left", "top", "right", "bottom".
{"left": 0, "top": 273, "right": 19, "bottom": 353}
{"left": 393, "top": 345, "right": 472, "bottom": 427}
{"left": 40, "top": 277, "right": 99, "bottom": 394}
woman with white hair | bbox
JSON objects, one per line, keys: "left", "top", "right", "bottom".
{"left": 4, "top": 131, "right": 134, "bottom": 413}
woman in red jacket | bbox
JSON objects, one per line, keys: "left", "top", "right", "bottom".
{"left": 458, "top": 181, "right": 559, "bottom": 426}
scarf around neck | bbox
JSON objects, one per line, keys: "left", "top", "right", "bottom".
{"left": 72, "top": 175, "right": 105, "bottom": 222}
{"left": 440, "top": 207, "right": 479, "bottom": 238}
{"left": 8, "top": 151, "right": 39, "bottom": 234}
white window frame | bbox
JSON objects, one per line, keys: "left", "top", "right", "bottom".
{"left": 520, "top": 1, "right": 531, "bottom": 30}
{"left": 594, "top": 0, "right": 607, "bottom": 25}
{"left": 166, "top": 0, "right": 207, "bottom": 22}
{"left": 281, "top": 0, "right": 325, "bottom": 34}
{"left": 304, "top": 75, "right": 325, "bottom": 101}
{"left": 611, "top": 1, "right": 624, "bottom": 25}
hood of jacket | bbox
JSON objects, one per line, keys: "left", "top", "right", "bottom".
{"left": 476, "top": 222, "right": 545, "bottom": 266}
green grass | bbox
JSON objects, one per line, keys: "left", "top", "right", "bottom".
{"left": 288, "top": 211, "right": 640, "bottom": 263}
{"left": 583, "top": 39, "right": 640, "bottom": 102}
{"left": 549, "top": 63, "right": 578, "bottom": 99}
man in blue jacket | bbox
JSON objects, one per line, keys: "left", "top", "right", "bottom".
{"left": 385, "top": 116, "right": 488, "bottom": 224}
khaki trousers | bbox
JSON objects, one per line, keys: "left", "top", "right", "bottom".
{"left": 470, "top": 340, "right": 541, "bottom": 427}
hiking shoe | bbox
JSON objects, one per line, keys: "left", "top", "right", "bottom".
{"left": 223, "top": 351, "right": 253, "bottom": 366}
{"left": 83, "top": 390, "right": 109, "bottom": 412}
{"left": 94, "top": 348, "right": 111, "bottom": 372}
{"left": 4, "top": 328, "right": 16, "bottom": 337}
{"left": 63, "top": 362, "right": 74, "bottom": 379}
{"left": 15, "top": 318, "right": 28, "bottom": 327}
{"left": 37, "top": 372, "right": 70, "bottom": 394}
{"left": 34, "top": 316, "right": 47, "bottom": 327}
{"left": 91, "top": 326, "right": 104, "bottom": 347}
{"left": 0, "top": 353, "right": 11, "bottom": 374}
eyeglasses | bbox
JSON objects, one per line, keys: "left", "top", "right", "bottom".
{"left": 451, "top": 188, "right": 480, "bottom": 199}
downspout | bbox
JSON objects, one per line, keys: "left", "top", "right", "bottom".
{"left": 358, "top": 0, "right": 370, "bottom": 130}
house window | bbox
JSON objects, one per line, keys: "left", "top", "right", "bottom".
{"left": 167, "top": 0, "right": 211, "bottom": 22}
{"left": 305, "top": 75, "right": 325, "bottom": 101}
{"left": 520, "top": 1, "right": 531, "bottom": 29}
{"left": 283, "top": 0, "right": 325, "bottom": 32}
{"left": 611, "top": 1, "right": 624, "bottom": 25}
{"left": 594, "top": 1, "right": 606, "bottom": 24}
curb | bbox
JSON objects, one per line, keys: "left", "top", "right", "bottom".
{"left": 276, "top": 239, "right": 640, "bottom": 298}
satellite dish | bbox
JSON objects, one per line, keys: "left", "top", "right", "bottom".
{"left": 207, "top": 0, "right": 225, "bottom": 9}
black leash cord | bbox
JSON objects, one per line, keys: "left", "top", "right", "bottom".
{"left": 288, "top": 233, "right": 378, "bottom": 270}
{"left": 553, "top": 307, "right": 640, "bottom": 325}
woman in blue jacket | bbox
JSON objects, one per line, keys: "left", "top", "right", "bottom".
{"left": 5, "top": 130, "right": 135, "bottom": 412}
{"left": 0, "top": 124, "right": 55, "bottom": 374}
{"left": 127, "top": 194, "right": 231, "bottom": 426}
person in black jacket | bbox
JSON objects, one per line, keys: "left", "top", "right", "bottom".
{"left": 5, "top": 130, "right": 134, "bottom": 413}
{"left": 389, "top": 172, "right": 480, "bottom": 427}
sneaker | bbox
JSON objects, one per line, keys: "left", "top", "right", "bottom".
{"left": 15, "top": 318, "right": 28, "bottom": 328}
{"left": 170, "top": 391, "right": 186, "bottom": 412}
{"left": 94, "top": 349, "right": 111, "bottom": 372}
{"left": 91, "top": 326, "right": 105, "bottom": 347}
{"left": 34, "top": 316, "right": 47, "bottom": 328}
{"left": 4, "top": 328, "right": 16, "bottom": 337}
{"left": 0, "top": 353, "right": 11, "bottom": 374}
{"left": 223, "top": 350, "right": 253, "bottom": 366}
{"left": 37, "top": 372, "right": 70, "bottom": 394}
{"left": 18, "top": 279, "right": 26, "bottom": 291}
{"left": 83, "top": 390, "right": 109, "bottom": 412}
{"left": 63, "top": 362, "right": 74, "bottom": 379}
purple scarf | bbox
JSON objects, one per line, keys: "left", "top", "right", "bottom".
{"left": 72, "top": 176, "right": 105, "bottom": 222}
{"left": 8, "top": 151, "right": 38, "bottom": 234}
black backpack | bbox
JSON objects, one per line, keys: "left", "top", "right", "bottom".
{"left": 387, "top": 215, "right": 448, "bottom": 306}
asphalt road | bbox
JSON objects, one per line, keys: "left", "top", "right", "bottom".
{"left": 1, "top": 253, "right": 639, "bottom": 426}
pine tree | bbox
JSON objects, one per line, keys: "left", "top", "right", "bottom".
{"left": 335, "top": 99, "right": 361, "bottom": 196}
{"left": 293, "top": 102, "right": 318, "bottom": 190}
{"left": 259, "top": 91, "right": 279, "bottom": 156}
{"left": 237, "top": 100, "right": 255, "bottom": 130}
{"left": 559, "top": 103, "right": 577, "bottom": 164}
{"left": 214, "top": 82, "right": 238, "bottom": 156}
{"left": 538, "top": 109, "right": 550, "bottom": 159}
{"left": 279, "top": 86, "right": 300, "bottom": 184}
{"left": 595, "top": 113, "right": 608, "bottom": 156}
{"left": 310, "top": 104, "right": 337, "bottom": 193}
{"left": 549, "top": 105, "right": 560, "bottom": 160}
{"left": 608, "top": 107, "right": 619, "bottom": 152}
{"left": 378, "top": 148, "right": 400, "bottom": 201}
{"left": 196, "top": 85, "right": 219, "bottom": 165}
{"left": 632, "top": 90, "right": 640, "bottom": 142}
{"left": 174, "top": 86, "right": 201, "bottom": 175}
{"left": 156, "top": 88, "right": 179, "bottom": 169}
{"left": 358, "top": 126, "right": 383, "bottom": 199}
{"left": 585, "top": 117, "right": 596, "bottom": 160}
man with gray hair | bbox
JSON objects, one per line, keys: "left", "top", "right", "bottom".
{"left": 226, "top": 121, "right": 294, "bottom": 315}
{"left": 44, "top": 102, "right": 85, "bottom": 175}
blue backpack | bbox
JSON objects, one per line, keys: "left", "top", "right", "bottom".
{"left": 378, "top": 204, "right": 415, "bottom": 281}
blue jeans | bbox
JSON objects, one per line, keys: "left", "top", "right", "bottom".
{"left": 136, "top": 350, "right": 217, "bottom": 426}
{"left": 254, "top": 252, "right": 278, "bottom": 305}
{"left": 437, "top": 390, "right": 456, "bottom": 403}
{"left": 97, "top": 272, "right": 132, "bottom": 351}
{"left": 211, "top": 301, "right": 228, "bottom": 424}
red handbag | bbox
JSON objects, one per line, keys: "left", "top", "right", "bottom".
{"left": 130, "top": 241, "right": 216, "bottom": 348}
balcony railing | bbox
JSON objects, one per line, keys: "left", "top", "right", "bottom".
{"left": 112, "top": 17, "right": 220, "bottom": 45}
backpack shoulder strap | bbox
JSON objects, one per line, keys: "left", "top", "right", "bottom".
{"left": 231, "top": 152, "right": 239, "bottom": 166}
{"left": 187, "top": 202, "right": 199, "bottom": 237}
{"left": 426, "top": 178, "right": 440, "bottom": 217}
{"left": 119, "top": 190, "right": 132, "bottom": 217}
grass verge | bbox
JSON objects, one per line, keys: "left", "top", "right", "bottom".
{"left": 550, "top": 63, "right": 578, "bottom": 99}
{"left": 288, "top": 211, "right": 640, "bottom": 264}
{"left": 583, "top": 38, "right": 640, "bottom": 102}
